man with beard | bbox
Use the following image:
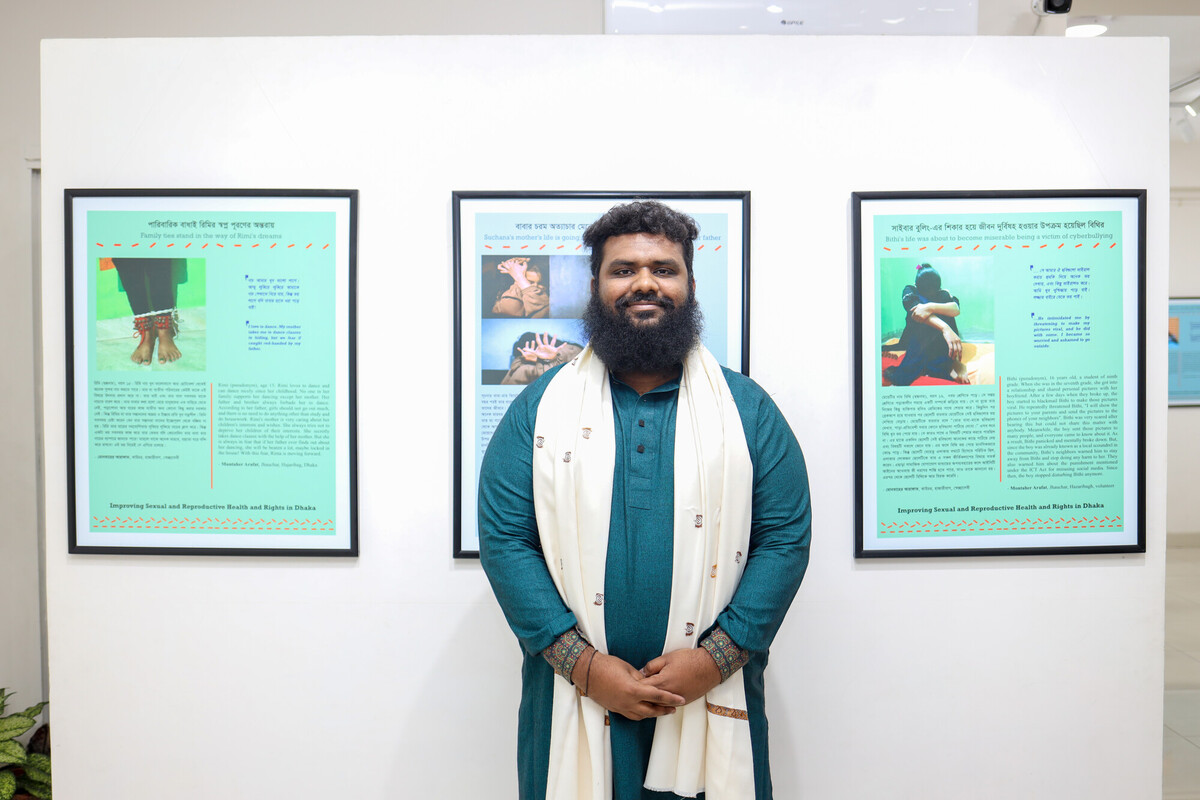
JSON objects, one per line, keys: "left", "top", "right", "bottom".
{"left": 479, "top": 201, "right": 811, "bottom": 800}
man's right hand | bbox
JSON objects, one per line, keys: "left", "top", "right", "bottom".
{"left": 574, "top": 651, "right": 685, "bottom": 720}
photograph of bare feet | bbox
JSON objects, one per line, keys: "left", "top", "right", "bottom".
{"left": 95, "top": 257, "right": 207, "bottom": 372}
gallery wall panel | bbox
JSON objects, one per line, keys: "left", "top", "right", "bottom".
{"left": 42, "top": 34, "right": 1167, "bottom": 799}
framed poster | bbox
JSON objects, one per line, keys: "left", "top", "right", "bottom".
{"left": 66, "top": 189, "right": 358, "bottom": 555}
{"left": 1169, "top": 298, "right": 1200, "bottom": 406}
{"left": 453, "top": 191, "right": 750, "bottom": 558}
{"left": 854, "top": 190, "right": 1146, "bottom": 557}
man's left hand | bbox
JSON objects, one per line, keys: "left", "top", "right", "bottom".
{"left": 641, "top": 648, "right": 722, "bottom": 706}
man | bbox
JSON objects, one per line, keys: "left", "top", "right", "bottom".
{"left": 479, "top": 201, "right": 810, "bottom": 800}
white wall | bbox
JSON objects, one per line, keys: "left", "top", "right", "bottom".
{"left": 40, "top": 34, "right": 1167, "bottom": 799}
{"left": 0, "top": 0, "right": 601, "bottom": 728}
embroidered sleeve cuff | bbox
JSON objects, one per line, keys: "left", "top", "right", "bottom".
{"left": 701, "top": 626, "right": 750, "bottom": 683}
{"left": 542, "top": 628, "right": 589, "bottom": 682}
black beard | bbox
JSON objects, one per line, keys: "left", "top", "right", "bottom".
{"left": 581, "top": 287, "right": 703, "bottom": 375}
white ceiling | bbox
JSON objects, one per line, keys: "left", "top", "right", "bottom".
{"left": 605, "top": 0, "right": 1197, "bottom": 137}
{"left": 1079, "top": 15, "right": 1200, "bottom": 140}
{"left": 981, "top": 0, "right": 1200, "bottom": 141}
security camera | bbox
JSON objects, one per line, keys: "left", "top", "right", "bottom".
{"left": 1032, "top": 0, "right": 1072, "bottom": 14}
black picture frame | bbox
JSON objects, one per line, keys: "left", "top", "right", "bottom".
{"left": 65, "top": 189, "right": 359, "bottom": 556}
{"left": 453, "top": 191, "right": 752, "bottom": 558}
{"left": 853, "top": 189, "right": 1146, "bottom": 557}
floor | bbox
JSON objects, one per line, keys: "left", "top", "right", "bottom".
{"left": 93, "top": 308, "right": 208, "bottom": 373}
{"left": 1165, "top": 543, "right": 1200, "bottom": 799}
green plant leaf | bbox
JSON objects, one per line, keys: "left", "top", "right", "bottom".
{"left": 24, "top": 754, "right": 49, "bottom": 774}
{"left": 20, "top": 765, "right": 49, "bottom": 785}
{"left": 0, "top": 690, "right": 11, "bottom": 717}
{"left": 0, "top": 770, "right": 15, "bottom": 800}
{"left": 0, "top": 740, "right": 26, "bottom": 765}
{"left": 16, "top": 703, "right": 46, "bottom": 721}
{"left": 16, "top": 775, "right": 50, "bottom": 799}
{"left": 0, "top": 716, "right": 34, "bottom": 743}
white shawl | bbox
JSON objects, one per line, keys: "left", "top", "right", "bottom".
{"left": 532, "top": 344, "right": 755, "bottom": 799}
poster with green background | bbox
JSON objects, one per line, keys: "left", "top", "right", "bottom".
{"left": 68, "top": 192, "right": 356, "bottom": 554}
{"left": 856, "top": 192, "right": 1144, "bottom": 556}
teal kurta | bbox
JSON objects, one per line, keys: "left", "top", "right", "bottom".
{"left": 479, "top": 364, "right": 811, "bottom": 800}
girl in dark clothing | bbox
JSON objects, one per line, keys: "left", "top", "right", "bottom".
{"left": 883, "top": 263, "right": 963, "bottom": 385}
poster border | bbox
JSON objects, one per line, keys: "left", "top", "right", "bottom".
{"left": 852, "top": 189, "right": 1146, "bottom": 558}
{"left": 64, "top": 188, "right": 359, "bottom": 557}
{"left": 452, "top": 190, "right": 752, "bottom": 558}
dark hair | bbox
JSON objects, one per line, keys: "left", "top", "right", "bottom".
{"left": 914, "top": 263, "right": 941, "bottom": 296}
{"left": 582, "top": 200, "right": 700, "bottom": 278}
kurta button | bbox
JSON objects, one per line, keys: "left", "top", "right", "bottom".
{"left": 636, "top": 444, "right": 645, "bottom": 453}
{"left": 638, "top": 419, "right": 645, "bottom": 427}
